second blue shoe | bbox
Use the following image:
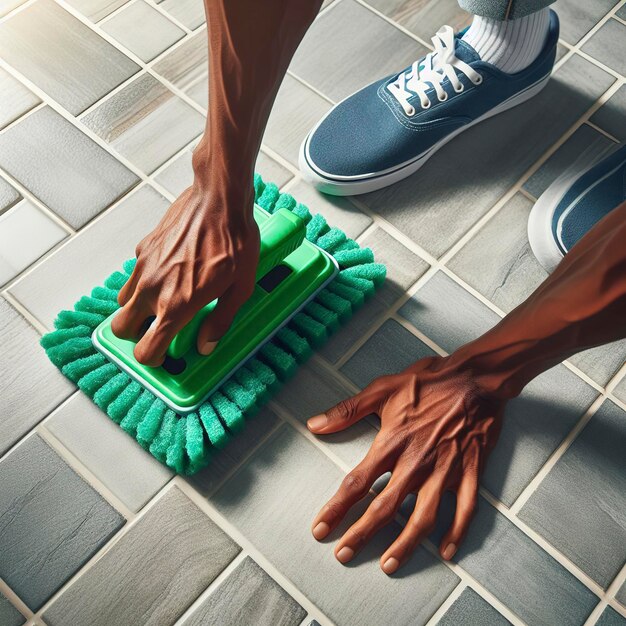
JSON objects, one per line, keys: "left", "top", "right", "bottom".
{"left": 299, "top": 11, "right": 559, "bottom": 196}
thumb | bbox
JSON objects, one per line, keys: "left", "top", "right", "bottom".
{"left": 307, "top": 384, "right": 384, "bottom": 434}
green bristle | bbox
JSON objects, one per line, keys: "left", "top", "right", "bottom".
{"left": 108, "top": 381, "right": 142, "bottom": 424}
{"left": 274, "top": 193, "right": 296, "bottom": 211}
{"left": 121, "top": 390, "right": 154, "bottom": 436}
{"left": 260, "top": 343, "right": 298, "bottom": 380}
{"left": 275, "top": 327, "right": 312, "bottom": 363}
{"left": 47, "top": 336, "right": 94, "bottom": 368}
{"left": 291, "top": 312, "right": 327, "bottom": 347}
{"left": 40, "top": 325, "right": 91, "bottom": 350}
{"left": 75, "top": 295, "right": 119, "bottom": 317}
{"left": 91, "top": 286, "right": 119, "bottom": 303}
{"left": 78, "top": 362, "right": 118, "bottom": 396}
{"left": 166, "top": 418, "right": 187, "bottom": 474}
{"left": 328, "top": 280, "right": 366, "bottom": 309}
{"left": 254, "top": 173, "right": 266, "bottom": 199}
{"left": 222, "top": 380, "right": 257, "bottom": 414}
{"left": 94, "top": 372, "right": 129, "bottom": 411}
{"left": 247, "top": 359, "right": 280, "bottom": 392}
{"left": 292, "top": 203, "right": 312, "bottom": 224}
{"left": 55, "top": 309, "right": 105, "bottom": 330}
{"left": 334, "top": 247, "right": 375, "bottom": 268}
{"left": 136, "top": 399, "right": 166, "bottom": 449}
{"left": 235, "top": 367, "right": 269, "bottom": 404}
{"left": 258, "top": 182, "right": 280, "bottom": 212}
{"left": 317, "top": 228, "right": 347, "bottom": 254}
{"left": 316, "top": 288, "right": 353, "bottom": 323}
{"left": 336, "top": 273, "right": 376, "bottom": 298}
{"left": 62, "top": 353, "right": 107, "bottom": 382}
{"left": 122, "top": 258, "right": 137, "bottom": 275}
{"left": 306, "top": 301, "right": 340, "bottom": 333}
{"left": 306, "top": 213, "right": 329, "bottom": 243}
{"left": 149, "top": 409, "right": 177, "bottom": 462}
{"left": 342, "top": 263, "right": 386, "bottom": 286}
{"left": 199, "top": 403, "right": 230, "bottom": 449}
{"left": 334, "top": 238, "right": 359, "bottom": 253}
{"left": 104, "top": 271, "right": 129, "bottom": 291}
{"left": 211, "top": 392, "right": 245, "bottom": 433}
{"left": 185, "top": 413, "right": 209, "bottom": 470}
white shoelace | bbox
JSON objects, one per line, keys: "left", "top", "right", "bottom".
{"left": 387, "top": 25, "right": 483, "bottom": 116}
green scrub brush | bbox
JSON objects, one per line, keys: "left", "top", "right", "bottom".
{"left": 40, "top": 174, "right": 386, "bottom": 475}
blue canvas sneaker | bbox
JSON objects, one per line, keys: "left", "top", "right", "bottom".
{"left": 528, "top": 142, "right": 626, "bottom": 272}
{"left": 299, "top": 11, "right": 559, "bottom": 196}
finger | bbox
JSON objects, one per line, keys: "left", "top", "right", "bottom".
{"left": 307, "top": 380, "right": 385, "bottom": 434}
{"left": 196, "top": 283, "right": 254, "bottom": 356}
{"left": 111, "top": 292, "right": 153, "bottom": 341}
{"left": 117, "top": 266, "right": 141, "bottom": 307}
{"left": 379, "top": 470, "right": 447, "bottom": 575}
{"left": 439, "top": 454, "right": 480, "bottom": 562}
{"left": 133, "top": 315, "right": 185, "bottom": 367}
{"left": 311, "top": 440, "right": 393, "bottom": 541}
{"left": 333, "top": 466, "right": 414, "bottom": 564}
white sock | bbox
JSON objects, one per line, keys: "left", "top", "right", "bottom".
{"left": 461, "top": 8, "right": 550, "bottom": 74}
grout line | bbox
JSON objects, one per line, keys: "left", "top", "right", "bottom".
{"left": 287, "top": 70, "right": 336, "bottom": 106}
{"left": 140, "top": 0, "right": 194, "bottom": 34}
{"left": 586, "top": 119, "right": 622, "bottom": 143}
{"left": 0, "top": 0, "right": 37, "bottom": 24}
{"left": 0, "top": 289, "right": 49, "bottom": 334}
{"left": 0, "top": 577, "right": 32, "bottom": 623}
{"left": 585, "top": 562, "right": 626, "bottom": 625}
{"left": 95, "top": 0, "right": 139, "bottom": 24}
{"left": 423, "top": 581, "right": 467, "bottom": 626}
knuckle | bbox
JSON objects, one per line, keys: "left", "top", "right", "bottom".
{"left": 341, "top": 470, "right": 369, "bottom": 496}
{"left": 370, "top": 495, "right": 396, "bottom": 522}
{"left": 348, "top": 527, "right": 368, "bottom": 547}
{"left": 328, "top": 399, "right": 354, "bottom": 423}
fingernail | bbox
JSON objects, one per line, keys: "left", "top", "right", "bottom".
{"left": 336, "top": 546, "right": 354, "bottom": 564}
{"left": 307, "top": 414, "right": 327, "bottom": 431}
{"left": 199, "top": 340, "right": 218, "bottom": 356}
{"left": 312, "top": 522, "right": 330, "bottom": 540}
{"left": 382, "top": 557, "right": 399, "bottom": 574}
{"left": 442, "top": 543, "right": 457, "bottom": 560}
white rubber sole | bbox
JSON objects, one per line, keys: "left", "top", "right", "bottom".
{"left": 299, "top": 73, "right": 552, "bottom": 196}
{"left": 527, "top": 141, "right": 618, "bottom": 273}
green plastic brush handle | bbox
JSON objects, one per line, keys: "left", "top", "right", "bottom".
{"left": 165, "top": 208, "right": 306, "bottom": 360}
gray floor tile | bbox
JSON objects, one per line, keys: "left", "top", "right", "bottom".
{"left": 0, "top": 0, "right": 26, "bottom": 17}
{"left": 189, "top": 407, "right": 281, "bottom": 496}
{"left": 184, "top": 556, "right": 306, "bottom": 626}
{"left": 0, "top": 106, "right": 139, "bottom": 228}
{"left": 154, "top": 149, "right": 194, "bottom": 196}
{"left": 45, "top": 393, "right": 173, "bottom": 512}
{"left": 617, "top": 581, "right": 626, "bottom": 607}
{"left": 367, "top": 0, "right": 472, "bottom": 42}
{"left": 0, "top": 434, "right": 125, "bottom": 610}
{"left": 0, "top": 199, "right": 68, "bottom": 286}
{"left": 0, "top": 0, "right": 139, "bottom": 115}
{"left": 82, "top": 73, "right": 204, "bottom": 174}
{"left": 613, "top": 375, "right": 626, "bottom": 404}
{"left": 64, "top": 0, "right": 127, "bottom": 22}
{"left": 597, "top": 607, "right": 626, "bottom": 626}
{"left": 568, "top": 340, "right": 626, "bottom": 388}
{"left": 0, "top": 592, "right": 25, "bottom": 626}
{"left": 101, "top": 0, "right": 185, "bottom": 62}
{"left": 43, "top": 486, "right": 240, "bottom": 626}
{"left": 0, "top": 177, "right": 20, "bottom": 215}
{"left": 432, "top": 494, "right": 597, "bottom": 625}
{"left": 618, "top": 5, "right": 626, "bottom": 20}
{"left": 436, "top": 587, "right": 511, "bottom": 626}
{"left": 0, "top": 297, "right": 74, "bottom": 456}
{"left": 553, "top": 0, "right": 616, "bottom": 44}
{"left": 211, "top": 425, "right": 459, "bottom": 626}
{"left": 9, "top": 185, "right": 169, "bottom": 329}
{"left": 360, "top": 55, "right": 615, "bottom": 258}
{"left": 153, "top": 29, "right": 207, "bottom": 93}
{"left": 0, "top": 67, "right": 40, "bottom": 130}
{"left": 256, "top": 151, "right": 294, "bottom": 190}
{"left": 340, "top": 318, "right": 436, "bottom": 389}
{"left": 185, "top": 79, "right": 207, "bottom": 108}
{"left": 290, "top": 0, "right": 426, "bottom": 103}
{"left": 274, "top": 361, "right": 377, "bottom": 468}
{"left": 448, "top": 194, "right": 548, "bottom": 313}
{"left": 524, "top": 123, "right": 617, "bottom": 199}
{"left": 283, "top": 179, "right": 371, "bottom": 239}
{"left": 591, "top": 84, "right": 626, "bottom": 142}
{"left": 360, "top": 228, "right": 429, "bottom": 305}
{"left": 157, "top": 0, "right": 205, "bottom": 30}
{"left": 582, "top": 19, "right": 626, "bottom": 76}
{"left": 263, "top": 75, "right": 332, "bottom": 167}
{"left": 399, "top": 271, "right": 501, "bottom": 353}
{"left": 519, "top": 399, "right": 626, "bottom": 588}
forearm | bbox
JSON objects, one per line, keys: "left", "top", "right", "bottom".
{"left": 448, "top": 200, "right": 626, "bottom": 399}
{"left": 193, "top": 0, "right": 322, "bottom": 215}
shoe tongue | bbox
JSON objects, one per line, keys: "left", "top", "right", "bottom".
{"left": 453, "top": 38, "right": 481, "bottom": 64}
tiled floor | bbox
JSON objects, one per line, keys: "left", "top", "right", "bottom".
{"left": 0, "top": 0, "right": 625, "bottom": 625}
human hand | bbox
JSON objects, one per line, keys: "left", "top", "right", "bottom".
{"left": 111, "top": 181, "right": 259, "bottom": 366}
{"left": 307, "top": 355, "right": 505, "bottom": 574}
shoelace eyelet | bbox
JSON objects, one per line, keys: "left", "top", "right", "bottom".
{"left": 406, "top": 105, "right": 416, "bottom": 116}
{"left": 472, "top": 74, "right": 483, "bottom": 85}
{"left": 421, "top": 99, "right": 431, "bottom": 110}
{"left": 438, "top": 92, "right": 448, "bottom": 102}
{"left": 454, "top": 83, "right": 464, "bottom": 93}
